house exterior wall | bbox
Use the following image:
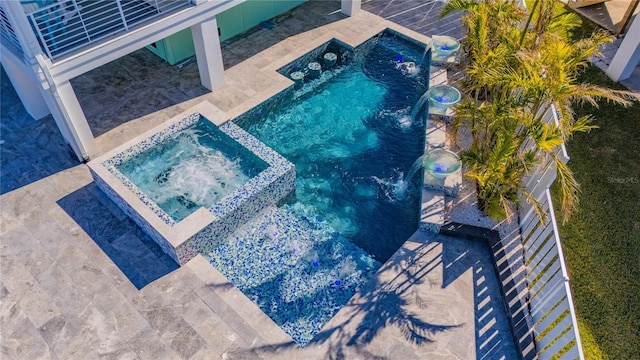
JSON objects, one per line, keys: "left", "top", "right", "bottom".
{"left": 146, "top": 0, "right": 307, "bottom": 65}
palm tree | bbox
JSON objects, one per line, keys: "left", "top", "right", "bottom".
{"left": 442, "top": 0, "right": 640, "bottom": 222}
{"left": 442, "top": 0, "right": 525, "bottom": 101}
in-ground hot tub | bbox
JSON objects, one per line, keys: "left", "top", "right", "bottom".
{"left": 88, "top": 101, "right": 296, "bottom": 265}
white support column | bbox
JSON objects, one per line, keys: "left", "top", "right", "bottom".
{"left": 38, "top": 78, "right": 98, "bottom": 161}
{"left": 1, "top": 1, "right": 51, "bottom": 119}
{"left": 1, "top": 53, "right": 49, "bottom": 120}
{"left": 2, "top": 0, "right": 95, "bottom": 161}
{"left": 606, "top": 15, "right": 640, "bottom": 82}
{"left": 191, "top": 17, "right": 225, "bottom": 91}
{"left": 341, "top": 0, "right": 362, "bottom": 16}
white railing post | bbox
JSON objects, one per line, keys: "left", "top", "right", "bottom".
{"left": 544, "top": 188, "right": 585, "bottom": 359}
{"left": 26, "top": 13, "right": 54, "bottom": 59}
{"left": 115, "top": 0, "right": 129, "bottom": 31}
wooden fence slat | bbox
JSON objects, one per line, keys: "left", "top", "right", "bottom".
{"left": 522, "top": 198, "right": 551, "bottom": 240}
{"left": 524, "top": 224, "right": 554, "bottom": 256}
{"left": 524, "top": 156, "right": 555, "bottom": 189}
{"left": 557, "top": 345, "right": 580, "bottom": 360}
{"left": 529, "top": 240, "right": 560, "bottom": 276}
{"left": 521, "top": 209, "right": 539, "bottom": 239}
{"left": 535, "top": 296, "right": 569, "bottom": 331}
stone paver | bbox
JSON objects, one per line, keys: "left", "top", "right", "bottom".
{"left": 1, "top": 1, "right": 518, "bottom": 359}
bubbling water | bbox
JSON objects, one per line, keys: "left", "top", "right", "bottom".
{"left": 378, "top": 108, "right": 414, "bottom": 130}
{"left": 120, "top": 126, "right": 256, "bottom": 221}
{"left": 373, "top": 155, "right": 427, "bottom": 201}
{"left": 372, "top": 170, "right": 414, "bottom": 202}
{"left": 395, "top": 61, "right": 421, "bottom": 77}
{"left": 148, "top": 136, "right": 249, "bottom": 207}
{"left": 150, "top": 152, "right": 248, "bottom": 206}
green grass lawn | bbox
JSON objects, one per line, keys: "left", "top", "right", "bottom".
{"left": 551, "top": 65, "right": 640, "bottom": 360}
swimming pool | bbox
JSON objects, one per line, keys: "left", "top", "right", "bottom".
{"left": 237, "top": 32, "right": 430, "bottom": 262}
{"left": 205, "top": 30, "right": 431, "bottom": 346}
{"left": 89, "top": 28, "right": 432, "bottom": 347}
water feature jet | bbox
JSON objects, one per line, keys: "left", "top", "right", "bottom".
{"left": 428, "top": 84, "right": 461, "bottom": 111}
{"left": 393, "top": 155, "right": 426, "bottom": 199}
{"left": 394, "top": 148, "right": 461, "bottom": 199}
{"left": 431, "top": 35, "right": 460, "bottom": 58}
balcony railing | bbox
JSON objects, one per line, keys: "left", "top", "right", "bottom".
{"left": 24, "top": 0, "right": 193, "bottom": 60}
{"left": 0, "top": 6, "right": 24, "bottom": 53}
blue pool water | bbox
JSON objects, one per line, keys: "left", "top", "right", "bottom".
{"left": 204, "top": 31, "right": 431, "bottom": 346}
{"left": 238, "top": 33, "right": 429, "bottom": 262}
{"left": 117, "top": 119, "right": 268, "bottom": 222}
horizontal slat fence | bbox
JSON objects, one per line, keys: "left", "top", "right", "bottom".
{"left": 518, "top": 105, "right": 584, "bottom": 360}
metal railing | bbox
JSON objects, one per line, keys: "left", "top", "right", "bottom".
{"left": 0, "top": 6, "right": 23, "bottom": 53}
{"left": 24, "top": 0, "right": 193, "bottom": 60}
{"left": 517, "top": 105, "right": 584, "bottom": 360}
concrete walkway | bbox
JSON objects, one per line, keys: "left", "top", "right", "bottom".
{"left": 2, "top": 1, "right": 517, "bottom": 359}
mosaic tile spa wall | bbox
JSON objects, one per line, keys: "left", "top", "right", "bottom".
{"left": 88, "top": 105, "right": 295, "bottom": 265}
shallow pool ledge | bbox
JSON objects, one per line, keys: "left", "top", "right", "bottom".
{"left": 88, "top": 101, "right": 296, "bottom": 265}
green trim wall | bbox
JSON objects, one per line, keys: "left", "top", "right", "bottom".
{"left": 146, "top": 28, "right": 195, "bottom": 65}
{"left": 147, "top": 0, "right": 307, "bottom": 65}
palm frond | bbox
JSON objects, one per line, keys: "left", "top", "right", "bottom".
{"left": 551, "top": 153, "right": 580, "bottom": 223}
{"left": 440, "top": 0, "right": 478, "bottom": 19}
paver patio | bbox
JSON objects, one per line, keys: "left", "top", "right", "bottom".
{"left": 1, "top": 1, "right": 519, "bottom": 359}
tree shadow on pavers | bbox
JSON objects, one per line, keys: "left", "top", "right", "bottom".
{"left": 216, "top": 233, "right": 466, "bottom": 358}
{"left": 441, "top": 236, "right": 519, "bottom": 359}
{"left": 57, "top": 183, "right": 179, "bottom": 289}
{"left": 1, "top": 68, "right": 80, "bottom": 194}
